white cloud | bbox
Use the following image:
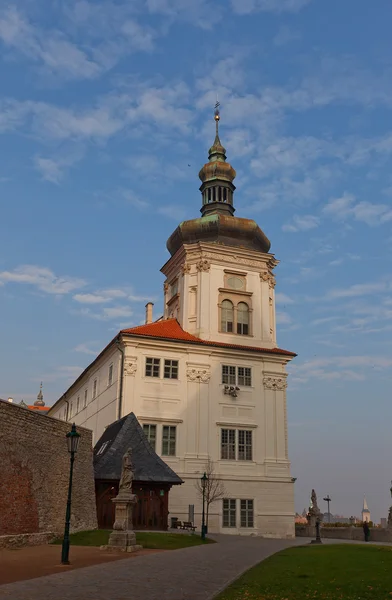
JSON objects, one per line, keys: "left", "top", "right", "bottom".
{"left": 0, "top": 7, "right": 101, "bottom": 80}
{"left": 323, "top": 192, "right": 392, "bottom": 226}
{"left": 291, "top": 355, "right": 392, "bottom": 385}
{"left": 0, "top": 265, "right": 85, "bottom": 294}
{"left": 74, "top": 342, "right": 100, "bottom": 356}
{"left": 273, "top": 25, "right": 301, "bottom": 47}
{"left": 103, "top": 306, "right": 133, "bottom": 319}
{"left": 326, "top": 281, "right": 389, "bottom": 300}
{"left": 276, "top": 311, "right": 292, "bottom": 325}
{"left": 282, "top": 214, "right": 319, "bottom": 233}
{"left": 121, "top": 20, "right": 155, "bottom": 51}
{"left": 231, "top": 0, "right": 312, "bottom": 15}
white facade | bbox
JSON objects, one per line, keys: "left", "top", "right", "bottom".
{"left": 49, "top": 241, "right": 295, "bottom": 538}
{"left": 48, "top": 116, "right": 296, "bottom": 538}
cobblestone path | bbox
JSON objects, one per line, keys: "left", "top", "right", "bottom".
{"left": 0, "top": 535, "right": 305, "bottom": 600}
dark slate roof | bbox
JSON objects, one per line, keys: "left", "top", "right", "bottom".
{"left": 94, "top": 412, "right": 183, "bottom": 485}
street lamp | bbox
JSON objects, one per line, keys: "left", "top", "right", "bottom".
{"left": 323, "top": 495, "right": 331, "bottom": 523}
{"left": 201, "top": 472, "right": 208, "bottom": 541}
{"left": 61, "top": 423, "right": 80, "bottom": 565}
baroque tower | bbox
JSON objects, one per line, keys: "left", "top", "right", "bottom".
{"left": 162, "top": 105, "right": 278, "bottom": 349}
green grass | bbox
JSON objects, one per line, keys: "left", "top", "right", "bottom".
{"left": 51, "top": 529, "right": 215, "bottom": 550}
{"left": 216, "top": 544, "right": 392, "bottom": 600}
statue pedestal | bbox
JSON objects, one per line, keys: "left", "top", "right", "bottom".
{"left": 102, "top": 491, "right": 142, "bottom": 553}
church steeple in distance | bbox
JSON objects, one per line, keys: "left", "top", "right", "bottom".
{"left": 34, "top": 382, "right": 45, "bottom": 407}
{"left": 198, "top": 102, "right": 236, "bottom": 217}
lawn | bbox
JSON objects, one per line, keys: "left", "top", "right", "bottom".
{"left": 216, "top": 544, "right": 392, "bottom": 600}
{"left": 51, "top": 529, "right": 215, "bottom": 550}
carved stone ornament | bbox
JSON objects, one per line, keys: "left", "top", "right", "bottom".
{"left": 181, "top": 262, "right": 191, "bottom": 275}
{"left": 186, "top": 368, "right": 211, "bottom": 383}
{"left": 163, "top": 281, "right": 169, "bottom": 293}
{"left": 260, "top": 271, "right": 276, "bottom": 288}
{"left": 263, "top": 376, "right": 287, "bottom": 390}
{"left": 196, "top": 259, "right": 211, "bottom": 272}
{"left": 124, "top": 362, "right": 137, "bottom": 376}
{"left": 202, "top": 252, "right": 264, "bottom": 269}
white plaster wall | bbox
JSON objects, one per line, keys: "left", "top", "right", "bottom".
{"left": 48, "top": 347, "right": 121, "bottom": 445}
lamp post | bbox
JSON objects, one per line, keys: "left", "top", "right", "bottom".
{"left": 201, "top": 472, "right": 208, "bottom": 541}
{"left": 323, "top": 495, "right": 331, "bottom": 523}
{"left": 61, "top": 423, "right": 80, "bottom": 565}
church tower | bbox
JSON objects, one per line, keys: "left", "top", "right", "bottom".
{"left": 162, "top": 105, "right": 278, "bottom": 348}
{"left": 362, "top": 496, "right": 371, "bottom": 523}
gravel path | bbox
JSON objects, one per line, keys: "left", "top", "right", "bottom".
{"left": 0, "top": 535, "right": 305, "bottom": 600}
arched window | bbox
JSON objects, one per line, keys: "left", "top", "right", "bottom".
{"left": 221, "top": 300, "right": 234, "bottom": 333}
{"left": 237, "top": 302, "right": 249, "bottom": 335}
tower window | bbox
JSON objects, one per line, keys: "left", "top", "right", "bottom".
{"left": 221, "top": 300, "right": 234, "bottom": 333}
{"left": 237, "top": 302, "right": 249, "bottom": 335}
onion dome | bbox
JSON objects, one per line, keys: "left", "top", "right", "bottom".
{"left": 198, "top": 104, "right": 236, "bottom": 217}
{"left": 166, "top": 103, "right": 271, "bottom": 257}
{"left": 34, "top": 382, "right": 45, "bottom": 407}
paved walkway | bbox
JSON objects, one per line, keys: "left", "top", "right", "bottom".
{"left": 0, "top": 535, "right": 305, "bottom": 600}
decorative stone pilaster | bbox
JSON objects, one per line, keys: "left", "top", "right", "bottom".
{"left": 260, "top": 271, "right": 276, "bottom": 289}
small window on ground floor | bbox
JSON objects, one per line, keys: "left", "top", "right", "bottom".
{"left": 240, "top": 499, "right": 254, "bottom": 528}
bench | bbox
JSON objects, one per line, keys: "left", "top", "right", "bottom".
{"left": 172, "top": 520, "right": 182, "bottom": 529}
{"left": 181, "top": 521, "right": 197, "bottom": 532}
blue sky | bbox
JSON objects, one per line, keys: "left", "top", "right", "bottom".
{"left": 1, "top": 0, "right": 392, "bottom": 521}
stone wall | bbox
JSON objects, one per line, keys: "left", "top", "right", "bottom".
{"left": 296, "top": 525, "right": 392, "bottom": 543}
{"left": 0, "top": 400, "right": 97, "bottom": 537}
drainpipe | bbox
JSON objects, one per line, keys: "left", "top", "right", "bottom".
{"left": 116, "top": 336, "right": 125, "bottom": 421}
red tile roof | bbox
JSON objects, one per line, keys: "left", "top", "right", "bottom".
{"left": 27, "top": 405, "right": 50, "bottom": 412}
{"left": 121, "top": 319, "right": 296, "bottom": 357}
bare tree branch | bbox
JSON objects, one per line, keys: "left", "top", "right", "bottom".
{"left": 195, "top": 458, "right": 226, "bottom": 527}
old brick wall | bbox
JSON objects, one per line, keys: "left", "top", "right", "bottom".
{"left": 0, "top": 401, "right": 98, "bottom": 536}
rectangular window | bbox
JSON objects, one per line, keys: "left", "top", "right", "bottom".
{"left": 222, "top": 365, "right": 236, "bottom": 385}
{"left": 238, "top": 430, "right": 253, "bottom": 461}
{"left": 164, "top": 359, "right": 178, "bottom": 379}
{"left": 145, "top": 357, "right": 160, "bottom": 378}
{"left": 240, "top": 499, "right": 254, "bottom": 528}
{"left": 223, "top": 499, "right": 236, "bottom": 528}
{"left": 64, "top": 407, "right": 67, "bottom": 421}
{"left": 238, "top": 367, "right": 252, "bottom": 387}
{"left": 221, "top": 429, "right": 236, "bottom": 460}
{"left": 143, "top": 424, "right": 157, "bottom": 451}
{"left": 162, "top": 425, "right": 176, "bottom": 456}
{"left": 70, "top": 402, "right": 73, "bottom": 417}
{"left": 170, "top": 279, "right": 178, "bottom": 297}
{"left": 92, "top": 378, "right": 97, "bottom": 399}
{"left": 222, "top": 366, "right": 252, "bottom": 387}
{"left": 76, "top": 396, "right": 80, "bottom": 414}
{"left": 108, "top": 364, "right": 113, "bottom": 387}
{"left": 84, "top": 389, "right": 88, "bottom": 408}
{"left": 237, "top": 322, "right": 249, "bottom": 335}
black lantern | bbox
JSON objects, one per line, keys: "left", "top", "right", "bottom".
{"left": 61, "top": 423, "right": 81, "bottom": 565}
{"left": 66, "top": 423, "right": 81, "bottom": 453}
{"left": 201, "top": 472, "right": 208, "bottom": 541}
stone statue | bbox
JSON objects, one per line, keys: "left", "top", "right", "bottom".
{"left": 307, "top": 489, "right": 322, "bottom": 527}
{"left": 387, "top": 506, "right": 392, "bottom": 528}
{"left": 119, "top": 448, "right": 134, "bottom": 493}
{"left": 103, "top": 447, "right": 141, "bottom": 554}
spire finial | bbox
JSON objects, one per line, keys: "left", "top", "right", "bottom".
{"left": 35, "top": 381, "right": 45, "bottom": 406}
{"left": 214, "top": 97, "right": 220, "bottom": 138}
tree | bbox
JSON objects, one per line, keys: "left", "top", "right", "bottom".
{"left": 195, "top": 458, "right": 226, "bottom": 531}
